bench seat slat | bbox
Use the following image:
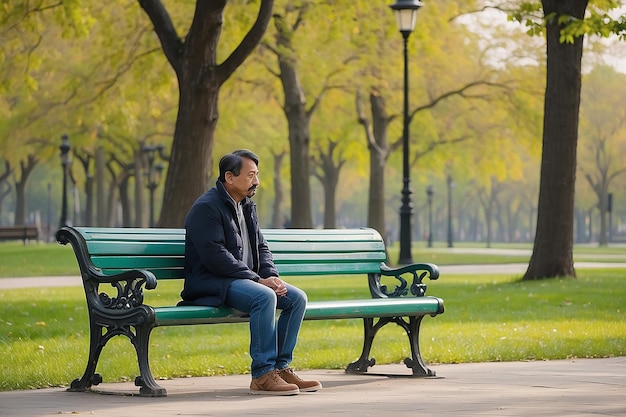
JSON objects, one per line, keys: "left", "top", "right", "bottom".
{"left": 154, "top": 297, "right": 443, "bottom": 327}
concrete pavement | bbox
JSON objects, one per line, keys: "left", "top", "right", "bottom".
{"left": 1, "top": 358, "right": 625, "bottom": 416}
{"left": 2, "top": 261, "right": 626, "bottom": 289}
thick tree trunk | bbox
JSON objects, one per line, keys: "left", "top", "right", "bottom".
{"left": 524, "top": 0, "right": 588, "bottom": 280}
{"left": 160, "top": 80, "right": 219, "bottom": 228}
{"left": 148, "top": 0, "right": 274, "bottom": 227}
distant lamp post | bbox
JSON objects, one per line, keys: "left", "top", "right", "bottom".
{"left": 426, "top": 185, "right": 434, "bottom": 248}
{"left": 389, "top": 0, "right": 424, "bottom": 265}
{"left": 59, "top": 134, "right": 71, "bottom": 229}
{"left": 607, "top": 192, "right": 613, "bottom": 243}
{"left": 447, "top": 175, "right": 455, "bottom": 248}
{"left": 143, "top": 144, "right": 164, "bottom": 227}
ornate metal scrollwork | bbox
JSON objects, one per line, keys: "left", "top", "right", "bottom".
{"left": 382, "top": 270, "right": 426, "bottom": 298}
{"left": 381, "top": 274, "right": 409, "bottom": 297}
{"left": 98, "top": 278, "right": 146, "bottom": 310}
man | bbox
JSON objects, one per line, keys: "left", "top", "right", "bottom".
{"left": 181, "top": 149, "right": 322, "bottom": 396}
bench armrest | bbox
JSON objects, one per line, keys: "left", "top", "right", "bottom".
{"left": 369, "top": 262, "right": 439, "bottom": 298}
{"left": 56, "top": 226, "right": 157, "bottom": 312}
{"left": 86, "top": 268, "right": 157, "bottom": 311}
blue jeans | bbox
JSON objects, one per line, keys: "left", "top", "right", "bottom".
{"left": 225, "top": 279, "right": 307, "bottom": 379}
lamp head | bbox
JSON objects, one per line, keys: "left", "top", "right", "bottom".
{"left": 389, "top": 0, "right": 423, "bottom": 34}
{"left": 59, "top": 134, "right": 71, "bottom": 165}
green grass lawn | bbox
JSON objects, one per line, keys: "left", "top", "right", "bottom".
{"left": 1, "top": 267, "right": 624, "bottom": 391}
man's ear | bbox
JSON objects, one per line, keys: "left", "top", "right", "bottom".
{"left": 224, "top": 171, "right": 234, "bottom": 184}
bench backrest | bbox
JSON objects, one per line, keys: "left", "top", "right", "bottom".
{"left": 0, "top": 226, "right": 38, "bottom": 239}
{"left": 69, "top": 227, "right": 387, "bottom": 279}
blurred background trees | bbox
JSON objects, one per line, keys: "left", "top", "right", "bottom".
{"left": 1, "top": 0, "right": 625, "bottom": 255}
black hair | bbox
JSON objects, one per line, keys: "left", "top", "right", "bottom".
{"left": 218, "top": 149, "right": 259, "bottom": 183}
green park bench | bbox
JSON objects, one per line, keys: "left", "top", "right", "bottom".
{"left": 56, "top": 226, "right": 444, "bottom": 397}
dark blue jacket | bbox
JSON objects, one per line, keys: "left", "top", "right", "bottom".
{"left": 180, "top": 181, "right": 278, "bottom": 306}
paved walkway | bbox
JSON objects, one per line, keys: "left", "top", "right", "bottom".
{"left": 2, "top": 261, "right": 626, "bottom": 289}
{"left": 1, "top": 358, "right": 624, "bottom": 416}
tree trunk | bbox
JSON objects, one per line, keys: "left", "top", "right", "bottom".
{"left": 119, "top": 175, "right": 132, "bottom": 227}
{"left": 271, "top": 151, "right": 286, "bottom": 228}
{"left": 96, "top": 146, "right": 106, "bottom": 227}
{"left": 312, "top": 140, "right": 343, "bottom": 229}
{"left": 368, "top": 92, "right": 390, "bottom": 241}
{"left": 146, "top": 0, "right": 274, "bottom": 227}
{"left": 524, "top": 0, "right": 588, "bottom": 280}
{"left": 134, "top": 149, "right": 144, "bottom": 227}
{"left": 278, "top": 56, "right": 313, "bottom": 229}
{"left": 14, "top": 155, "right": 38, "bottom": 226}
{"left": 357, "top": 89, "right": 391, "bottom": 242}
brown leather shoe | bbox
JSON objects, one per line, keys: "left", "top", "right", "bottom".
{"left": 250, "top": 370, "right": 299, "bottom": 396}
{"left": 278, "top": 368, "right": 322, "bottom": 392}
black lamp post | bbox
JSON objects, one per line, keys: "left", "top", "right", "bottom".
{"left": 426, "top": 185, "right": 434, "bottom": 248}
{"left": 390, "top": 0, "right": 423, "bottom": 264}
{"left": 59, "top": 134, "right": 71, "bottom": 229}
{"left": 606, "top": 193, "right": 613, "bottom": 243}
{"left": 447, "top": 175, "right": 455, "bottom": 248}
{"left": 143, "top": 144, "right": 163, "bottom": 227}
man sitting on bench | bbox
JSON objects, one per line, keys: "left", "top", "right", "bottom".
{"left": 181, "top": 149, "right": 322, "bottom": 396}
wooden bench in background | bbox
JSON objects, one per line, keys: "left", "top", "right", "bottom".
{"left": 0, "top": 225, "right": 38, "bottom": 245}
{"left": 56, "top": 226, "right": 444, "bottom": 397}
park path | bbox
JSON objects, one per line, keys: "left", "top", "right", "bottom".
{"left": 2, "top": 261, "right": 626, "bottom": 289}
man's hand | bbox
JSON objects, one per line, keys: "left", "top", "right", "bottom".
{"left": 258, "top": 276, "right": 287, "bottom": 297}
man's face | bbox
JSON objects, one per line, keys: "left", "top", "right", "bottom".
{"left": 225, "top": 157, "right": 259, "bottom": 202}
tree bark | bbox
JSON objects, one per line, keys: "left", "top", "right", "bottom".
{"left": 14, "top": 155, "right": 38, "bottom": 226}
{"left": 524, "top": 0, "right": 588, "bottom": 280}
{"left": 271, "top": 151, "right": 286, "bottom": 228}
{"left": 357, "top": 89, "right": 391, "bottom": 242}
{"left": 141, "top": 0, "right": 275, "bottom": 227}
{"left": 312, "top": 140, "right": 344, "bottom": 229}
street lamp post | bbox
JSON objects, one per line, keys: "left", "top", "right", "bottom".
{"left": 389, "top": 0, "right": 423, "bottom": 265}
{"left": 143, "top": 144, "right": 163, "bottom": 227}
{"left": 426, "top": 185, "right": 434, "bottom": 248}
{"left": 447, "top": 175, "right": 455, "bottom": 248}
{"left": 59, "top": 134, "right": 71, "bottom": 229}
{"left": 607, "top": 192, "right": 613, "bottom": 243}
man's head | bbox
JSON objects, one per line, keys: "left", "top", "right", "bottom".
{"left": 219, "top": 150, "right": 260, "bottom": 202}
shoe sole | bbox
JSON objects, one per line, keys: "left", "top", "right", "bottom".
{"left": 249, "top": 388, "right": 300, "bottom": 396}
{"left": 298, "top": 383, "right": 322, "bottom": 392}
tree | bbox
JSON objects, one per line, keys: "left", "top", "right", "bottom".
{"left": 13, "top": 154, "right": 39, "bottom": 226}
{"left": 138, "top": 0, "right": 275, "bottom": 227}
{"left": 515, "top": 0, "right": 626, "bottom": 279}
{"left": 0, "top": 161, "right": 13, "bottom": 225}
{"left": 579, "top": 65, "right": 626, "bottom": 245}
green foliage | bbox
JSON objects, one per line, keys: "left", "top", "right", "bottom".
{"left": 510, "top": 1, "right": 626, "bottom": 42}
